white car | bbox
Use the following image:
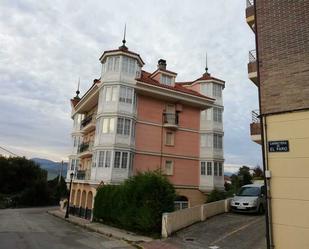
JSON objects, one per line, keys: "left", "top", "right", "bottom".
{"left": 230, "top": 184, "right": 266, "bottom": 213}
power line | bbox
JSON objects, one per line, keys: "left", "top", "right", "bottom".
{"left": 0, "top": 146, "right": 19, "bottom": 157}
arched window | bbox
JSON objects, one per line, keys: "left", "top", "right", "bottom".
{"left": 174, "top": 196, "right": 189, "bottom": 210}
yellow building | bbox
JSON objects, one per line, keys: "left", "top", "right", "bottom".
{"left": 246, "top": 0, "right": 309, "bottom": 248}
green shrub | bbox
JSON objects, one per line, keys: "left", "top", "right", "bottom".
{"left": 93, "top": 171, "right": 176, "bottom": 234}
{"left": 207, "top": 189, "right": 227, "bottom": 203}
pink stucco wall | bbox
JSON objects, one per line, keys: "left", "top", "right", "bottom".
{"left": 135, "top": 95, "right": 200, "bottom": 187}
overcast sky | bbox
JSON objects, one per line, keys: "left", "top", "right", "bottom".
{"left": 0, "top": 0, "right": 261, "bottom": 167}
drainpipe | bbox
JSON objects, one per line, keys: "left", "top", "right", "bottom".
{"left": 253, "top": 0, "right": 274, "bottom": 248}
{"left": 160, "top": 111, "right": 164, "bottom": 172}
{"left": 262, "top": 116, "right": 275, "bottom": 249}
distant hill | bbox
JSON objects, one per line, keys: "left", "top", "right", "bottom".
{"left": 31, "top": 158, "right": 68, "bottom": 180}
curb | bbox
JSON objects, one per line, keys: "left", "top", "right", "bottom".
{"left": 47, "top": 210, "right": 152, "bottom": 247}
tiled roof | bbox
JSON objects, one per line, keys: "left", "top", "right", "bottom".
{"left": 150, "top": 68, "right": 177, "bottom": 76}
{"left": 137, "top": 71, "right": 213, "bottom": 100}
{"left": 177, "top": 73, "right": 225, "bottom": 85}
{"left": 99, "top": 47, "right": 145, "bottom": 65}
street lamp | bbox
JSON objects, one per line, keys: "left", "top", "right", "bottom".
{"left": 65, "top": 172, "right": 74, "bottom": 219}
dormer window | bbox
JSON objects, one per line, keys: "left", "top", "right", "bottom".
{"left": 161, "top": 74, "right": 172, "bottom": 86}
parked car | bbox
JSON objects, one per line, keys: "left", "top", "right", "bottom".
{"left": 230, "top": 184, "right": 266, "bottom": 213}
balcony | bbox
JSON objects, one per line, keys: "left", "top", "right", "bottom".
{"left": 80, "top": 115, "right": 96, "bottom": 133}
{"left": 246, "top": 0, "right": 255, "bottom": 32}
{"left": 75, "top": 169, "right": 91, "bottom": 181}
{"left": 250, "top": 110, "right": 261, "bottom": 144}
{"left": 78, "top": 142, "right": 93, "bottom": 158}
{"left": 248, "top": 50, "right": 258, "bottom": 86}
{"left": 163, "top": 113, "right": 179, "bottom": 129}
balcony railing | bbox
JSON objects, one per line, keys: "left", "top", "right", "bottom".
{"left": 249, "top": 50, "right": 256, "bottom": 63}
{"left": 78, "top": 142, "right": 89, "bottom": 153}
{"left": 246, "top": 0, "right": 254, "bottom": 8}
{"left": 163, "top": 113, "right": 179, "bottom": 126}
{"left": 252, "top": 109, "right": 260, "bottom": 123}
{"left": 81, "top": 115, "right": 93, "bottom": 129}
{"left": 76, "top": 170, "right": 86, "bottom": 180}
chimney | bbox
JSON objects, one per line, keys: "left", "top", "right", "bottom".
{"left": 158, "top": 59, "right": 167, "bottom": 70}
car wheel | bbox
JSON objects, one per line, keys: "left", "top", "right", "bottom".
{"left": 258, "top": 204, "right": 265, "bottom": 214}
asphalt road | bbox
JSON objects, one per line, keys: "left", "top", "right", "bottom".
{"left": 165, "top": 212, "right": 266, "bottom": 249}
{"left": 0, "top": 207, "right": 133, "bottom": 249}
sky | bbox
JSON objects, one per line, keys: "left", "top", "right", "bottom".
{"left": 0, "top": 0, "right": 262, "bottom": 168}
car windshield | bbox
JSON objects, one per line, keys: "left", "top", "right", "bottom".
{"left": 237, "top": 187, "right": 260, "bottom": 197}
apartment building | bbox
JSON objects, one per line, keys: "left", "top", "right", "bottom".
{"left": 66, "top": 41, "right": 225, "bottom": 216}
{"left": 246, "top": 1, "right": 309, "bottom": 248}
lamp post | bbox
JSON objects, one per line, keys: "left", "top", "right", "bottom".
{"left": 65, "top": 172, "right": 74, "bottom": 219}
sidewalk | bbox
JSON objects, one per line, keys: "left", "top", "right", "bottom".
{"left": 48, "top": 209, "right": 153, "bottom": 244}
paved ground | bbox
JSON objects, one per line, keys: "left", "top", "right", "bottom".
{"left": 143, "top": 213, "right": 266, "bottom": 249}
{"left": 0, "top": 207, "right": 133, "bottom": 249}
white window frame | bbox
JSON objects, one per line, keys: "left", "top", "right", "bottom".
{"left": 161, "top": 75, "right": 172, "bottom": 86}
{"left": 213, "top": 133, "right": 223, "bottom": 149}
{"left": 218, "top": 162, "right": 223, "bottom": 176}
{"left": 207, "top": 162, "right": 212, "bottom": 176}
{"left": 165, "top": 160, "right": 174, "bottom": 175}
{"left": 201, "top": 162, "right": 206, "bottom": 175}
{"left": 105, "top": 151, "right": 111, "bottom": 168}
{"left": 98, "top": 151, "right": 105, "bottom": 167}
{"left": 165, "top": 131, "right": 174, "bottom": 146}
{"left": 117, "top": 117, "right": 131, "bottom": 136}
{"left": 214, "top": 162, "right": 218, "bottom": 176}
{"left": 213, "top": 84, "right": 222, "bottom": 98}
{"left": 122, "top": 56, "right": 136, "bottom": 75}
{"left": 119, "top": 86, "right": 133, "bottom": 104}
{"left": 102, "top": 118, "right": 115, "bottom": 134}
{"left": 213, "top": 107, "right": 223, "bottom": 123}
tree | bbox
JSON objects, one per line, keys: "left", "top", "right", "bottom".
{"left": 229, "top": 166, "right": 253, "bottom": 194}
{"left": 238, "top": 166, "right": 253, "bottom": 186}
{"left": 253, "top": 165, "right": 263, "bottom": 178}
{"left": 0, "top": 156, "right": 65, "bottom": 207}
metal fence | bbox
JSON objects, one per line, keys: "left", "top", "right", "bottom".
{"left": 246, "top": 0, "right": 254, "bottom": 8}
{"left": 69, "top": 205, "right": 92, "bottom": 220}
{"left": 252, "top": 109, "right": 260, "bottom": 123}
{"left": 249, "top": 49, "right": 257, "bottom": 62}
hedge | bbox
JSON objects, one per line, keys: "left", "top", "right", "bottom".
{"left": 93, "top": 171, "right": 176, "bottom": 234}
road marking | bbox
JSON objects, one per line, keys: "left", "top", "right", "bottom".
{"left": 209, "top": 246, "right": 220, "bottom": 249}
{"left": 209, "top": 217, "right": 261, "bottom": 246}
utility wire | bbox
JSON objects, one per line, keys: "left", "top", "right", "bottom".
{"left": 0, "top": 146, "right": 19, "bottom": 157}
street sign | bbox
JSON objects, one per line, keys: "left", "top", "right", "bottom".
{"left": 268, "top": 140, "right": 289, "bottom": 152}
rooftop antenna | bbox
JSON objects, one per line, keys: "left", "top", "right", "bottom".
{"left": 123, "top": 24, "right": 126, "bottom": 46}
{"left": 119, "top": 24, "right": 128, "bottom": 50}
{"left": 74, "top": 77, "right": 80, "bottom": 99}
{"left": 205, "top": 52, "right": 209, "bottom": 74}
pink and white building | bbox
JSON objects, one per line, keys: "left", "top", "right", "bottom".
{"left": 67, "top": 41, "right": 225, "bottom": 212}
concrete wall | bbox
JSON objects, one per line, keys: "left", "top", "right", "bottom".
{"left": 265, "top": 110, "right": 309, "bottom": 248}
{"left": 162, "top": 198, "right": 231, "bottom": 237}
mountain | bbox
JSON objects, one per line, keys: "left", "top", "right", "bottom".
{"left": 31, "top": 158, "right": 68, "bottom": 180}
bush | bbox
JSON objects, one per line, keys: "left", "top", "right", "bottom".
{"left": 207, "top": 189, "right": 227, "bottom": 203}
{"left": 93, "top": 171, "right": 176, "bottom": 234}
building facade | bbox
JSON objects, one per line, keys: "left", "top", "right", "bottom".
{"left": 246, "top": 0, "right": 309, "bottom": 248}
{"left": 66, "top": 41, "right": 225, "bottom": 214}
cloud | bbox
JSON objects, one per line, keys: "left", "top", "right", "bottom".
{"left": 0, "top": 0, "right": 261, "bottom": 165}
